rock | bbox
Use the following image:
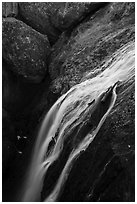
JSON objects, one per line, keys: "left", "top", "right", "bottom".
{"left": 2, "top": 2, "right": 135, "bottom": 202}
{"left": 2, "top": 2, "right": 18, "bottom": 18}
{"left": 18, "top": 2, "right": 107, "bottom": 44}
{"left": 84, "top": 78, "right": 135, "bottom": 202}
{"left": 60, "top": 79, "right": 135, "bottom": 202}
{"left": 109, "top": 2, "right": 135, "bottom": 22}
{"left": 2, "top": 17, "right": 50, "bottom": 83}
{"left": 48, "top": 2, "right": 135, "bottom": 96}
{"left": 105, "top": 79, "right": 135, "bottom": 166}
{"left": 41, "top": 78, "right": 135, "bottom": 202}
{"left": 49, "top": 3, "right": 107, "bottom": 32}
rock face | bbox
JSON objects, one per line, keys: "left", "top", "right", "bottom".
{"left": 48, "top": 2, "right": 135, "bottom": 95}
{"left": 2, "top": 17, "right": 50, "bottom": 83}
{"left": 41, "top": 53, "right": 135, "bottom": 201}
{"left": 2, "top": 2, "right": 135, "bottom": 202}
{"left": 40, "top": 4, "right": 135, "bottom": 201}
{"left": 2, "top": 2, "right": 18, "bottom": 18}
{"left": 19, "top": 2, "right": 107, "bottom": 44}
{"left": 58, "top": 78, "right": 135, "bottom": 202}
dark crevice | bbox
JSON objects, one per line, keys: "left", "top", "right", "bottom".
{"left": 15, "top": 3, "right": 109, "bottom": 46}
{"left": 60, "top": 3, "right": 109, "bottom": 39}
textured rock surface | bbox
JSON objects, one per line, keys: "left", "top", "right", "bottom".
{"left": 40, "top": 2, "right": 135, "bottom": 202}
{"left": 2, "top": 17, "right": 50, "bottom": 83}
{"left": 19, "top": 2, "right": 107, "bottom": 44}
{"left": 2, "top": 2, "right": 135, "bottom": 202}
{"left": 65, "top": 79, "right": 135, "bottom": 202}
{"left": 41, "top": 75, "right": 135, "bottom": 202}
{"left": 49, "top": 2, "right": 135, "bottom": 95}
{"left": 2, "top": 2, "right": 18, "bottom": 18}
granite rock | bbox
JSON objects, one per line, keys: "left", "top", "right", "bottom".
{"left": 2, "top": 17, "right": 50, "bottom": 83}
{"left": 48, "top": 2, "right": 135, "bottom": 96}
{"left": 19, "top": 2, "right": 107, "bottom": 44}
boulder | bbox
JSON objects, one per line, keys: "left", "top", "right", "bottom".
{"left": 2, "top": 17, "right": 50, "bottom": 83}
{"left": 2, "top": 2, "right": 135, "bottom": 202}
{"left": 48, "top": 2, "right": 135, "bottom": 96}
{"left": 18, "top": 2, "right": 107, "bottom": 44}
{"left": 41, "top": 73, "right": 135, "bottom": 202}
{"left": 84, "top": 78, "right": 135, "bottom": 202}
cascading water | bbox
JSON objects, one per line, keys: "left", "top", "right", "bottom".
{"left": 20, "top": 41, "right": 135, "bottom": 202}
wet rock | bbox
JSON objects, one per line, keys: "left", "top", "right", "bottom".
{"left": 2, "top": 2, "right": 18, "bottom": 18}
{"left": 106, "top": 79, "right": 135, "bottom": 163}
{"left": 48, "top": 2, "right": 135, "bottom": 96}
{"left": 2, "top": 17, "right": 50, "bottom": 83}
{"left": 86, "top": 78, "right": 135, "bottom": 202}
{"left": 41, "top": 79, "right": 135, "bottom": 202}
{"left": 57, "top": 79, "right": 135, "bottom": 202}
{"left": 2, "top": 2, "right": 135, "bottom": 202}
{"left": 109, "top": 2, "right": 135, "bottom": 22}
{"left": 18, "top": 2, "right": 107, "bottom": 44}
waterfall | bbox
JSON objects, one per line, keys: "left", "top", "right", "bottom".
{"left": 20, "top": 41, "right": 135, "bottom": 202}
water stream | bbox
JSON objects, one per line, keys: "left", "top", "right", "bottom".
{"left": 20, "top": 41, "right": 135, "bottom": 202}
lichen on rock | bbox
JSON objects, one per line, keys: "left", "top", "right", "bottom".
{"left": 48, "top": 2, "right": 135, "bottom": 96}
{"left": 2, "top": 17, "right": 50, "bottom": 83}
{"left": 18, "top": 2, "right": 107, "bottom": 44}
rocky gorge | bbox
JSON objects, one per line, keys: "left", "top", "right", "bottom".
{"left": 2, "top": 2, "right": 135, "bottom": 202}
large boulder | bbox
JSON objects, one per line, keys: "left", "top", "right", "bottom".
{"left": 60, "top": 78, "right": 135, "bottom": 202}
{"left": 18, "top": 2, "right": 107, "bottom": 44}
{"left": 2, "top": 2, "right": 135, "bottom": 202}
{"left": 41, "top": 61, "right": 135, "bottom": 202}
{"left": 2, "top": 17, "right": 50, "bottom": 83}
{"left": 48, "top": 2, "right": 135, "bottom": 95}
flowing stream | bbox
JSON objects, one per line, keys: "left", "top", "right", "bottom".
{"left": 20, "top": 41, "right": 135, "bottom": 202}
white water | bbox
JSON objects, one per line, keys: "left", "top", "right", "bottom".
{"left": 21, "top": 41, "right": 135, "bottom": 202}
